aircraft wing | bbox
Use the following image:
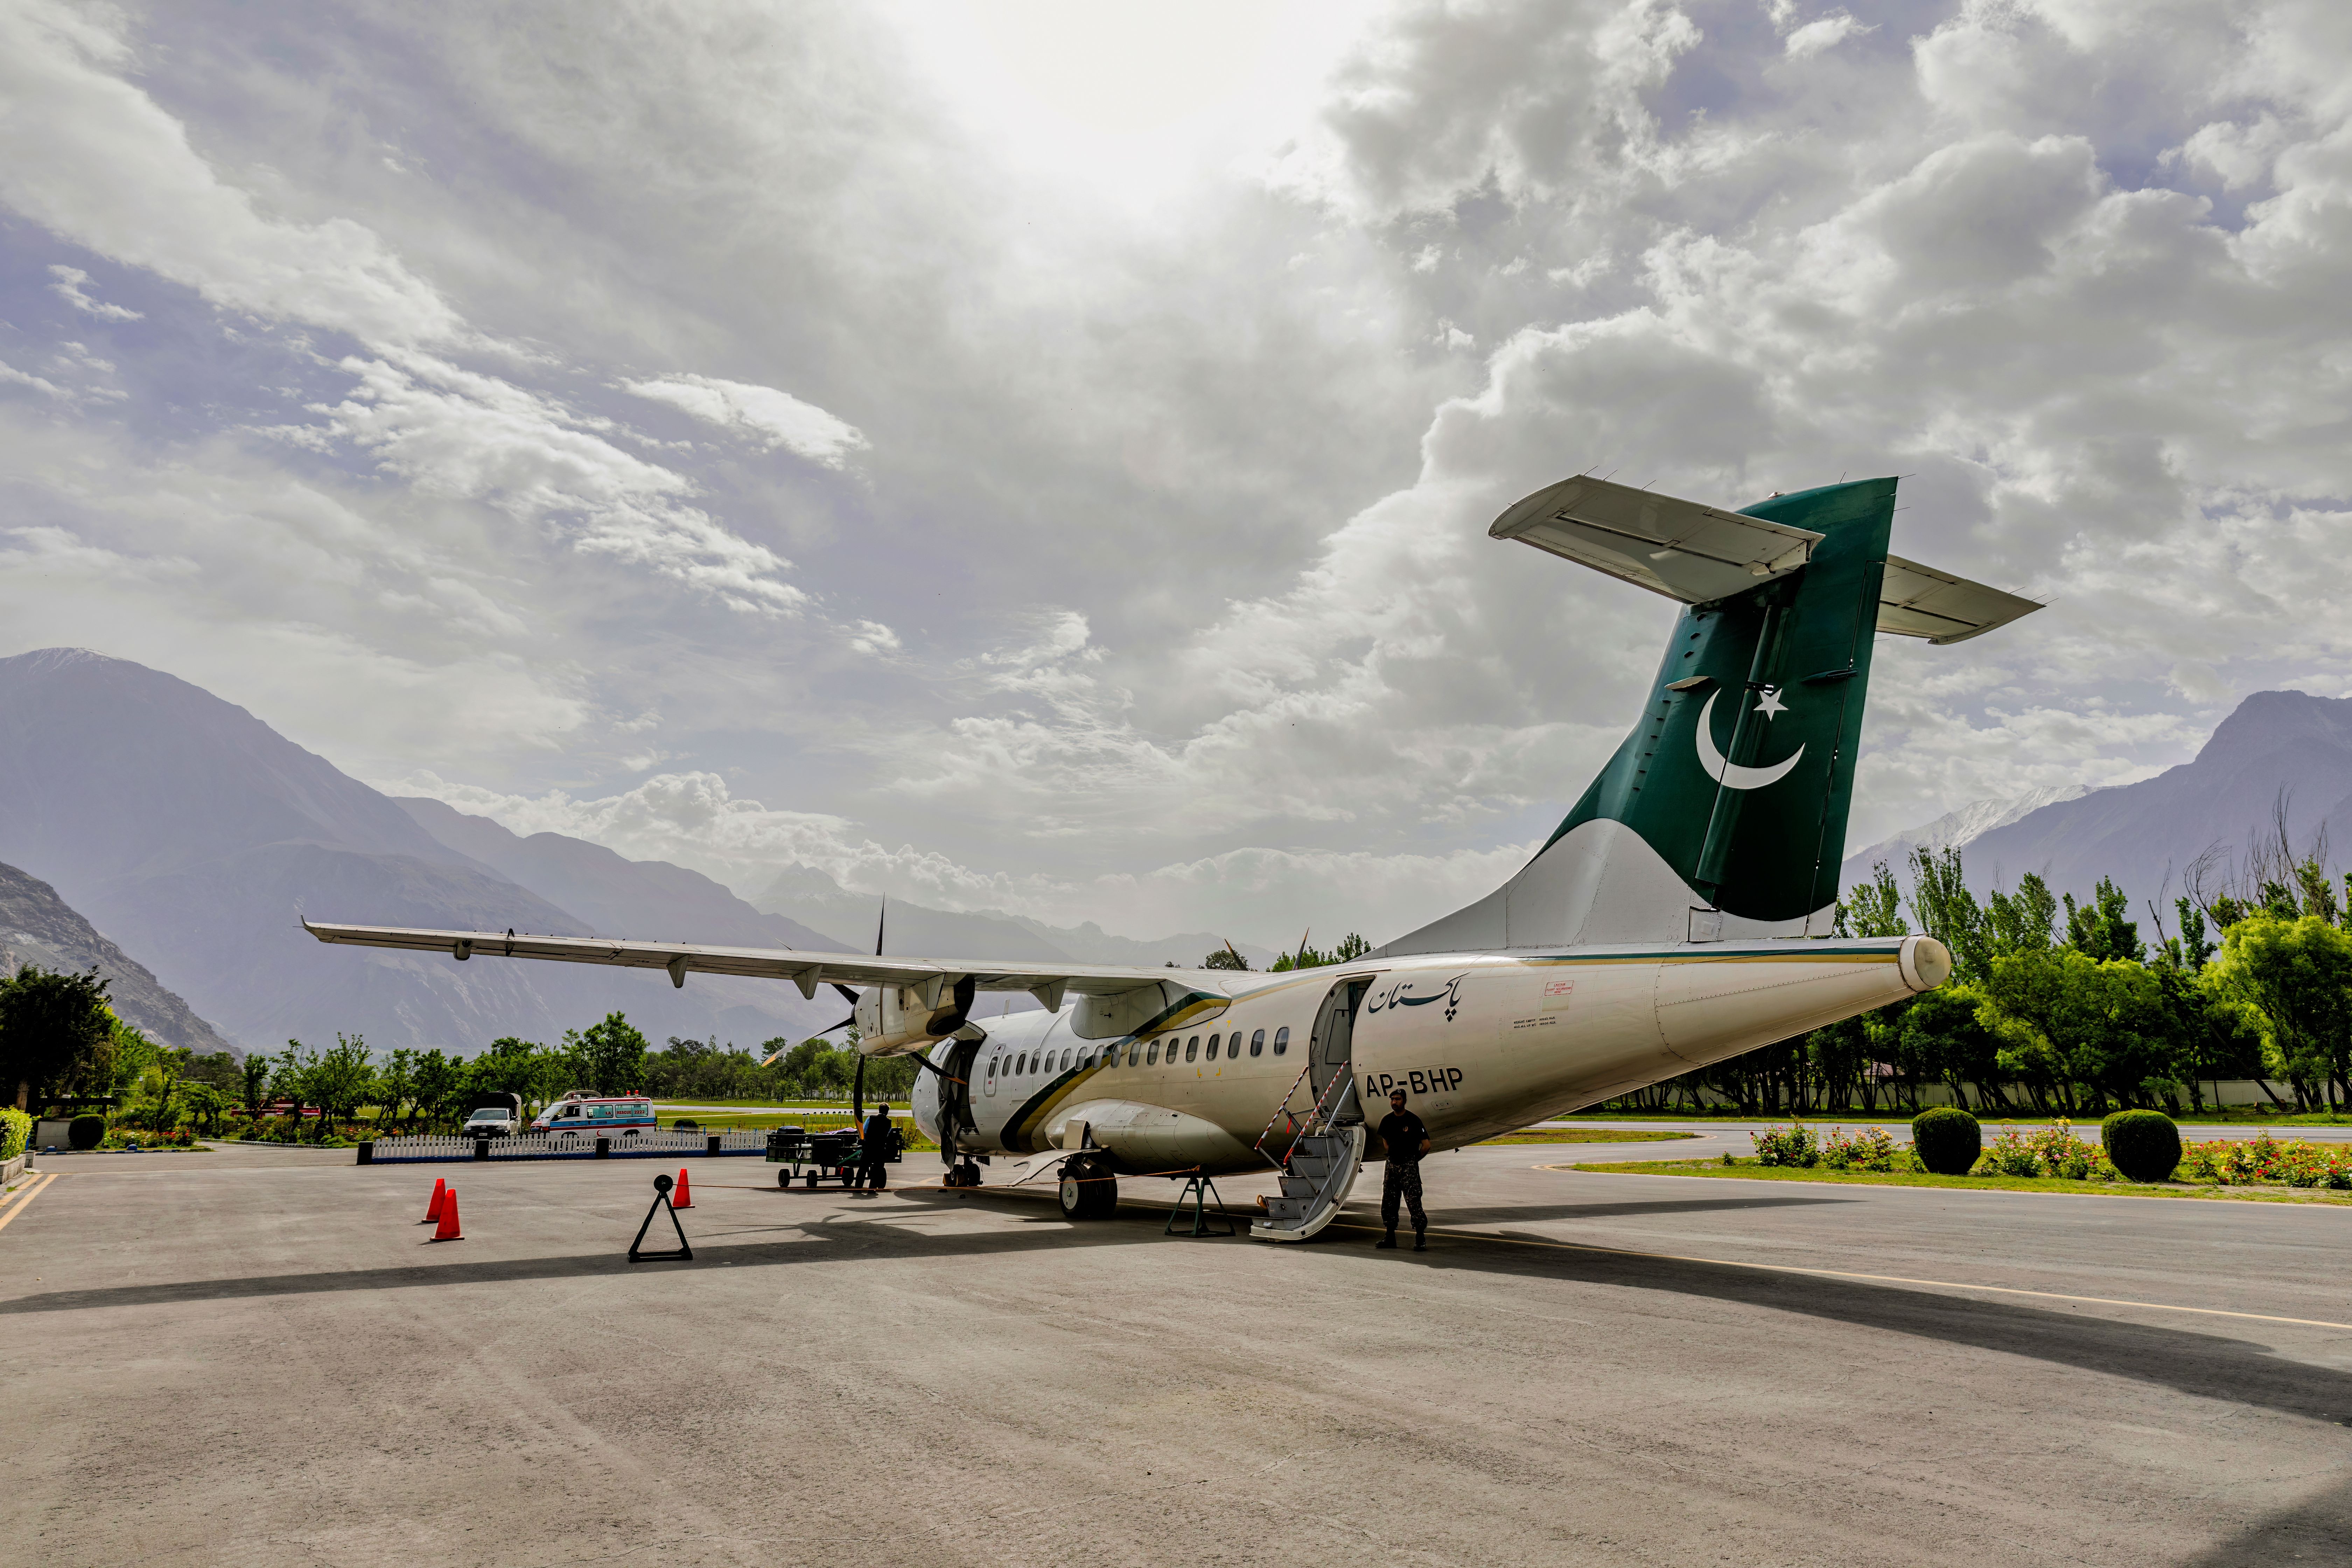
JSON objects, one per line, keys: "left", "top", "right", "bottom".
{"left": 1490, "top": 475, "right": 1824, "bottom": 604}
{"left": 301, "top": 919, "right": 1209, "bottom": 1012}
{"left": 1875, "top": 554, "right": 2043, "bottom": 644}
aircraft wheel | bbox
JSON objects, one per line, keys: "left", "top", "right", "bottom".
{"left": 1058, "top": 1157, "right": 1115, "bottom": 1221}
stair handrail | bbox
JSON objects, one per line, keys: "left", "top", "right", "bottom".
{"left": 1253, "top": 1068, "right": 1362, "bottom": 1230}
{"left": 1251, "top": 1062, "right": 1315, "bottom": 1171}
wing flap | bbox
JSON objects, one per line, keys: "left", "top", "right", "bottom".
{"left": 1876, "top": 554, "right": 2043, "bottom": 644}
{"left": 1490, "top": 475, "right": 1823, "bottom": 604}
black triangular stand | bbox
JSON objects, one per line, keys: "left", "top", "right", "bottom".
{"left": 629, "top": 1175, "right": 694, "bottom": 1262}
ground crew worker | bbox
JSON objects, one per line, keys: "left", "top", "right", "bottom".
{"left": 858, "top": 1102, "right": 895, "bottom": 1191}
{"left": 1376, "top": 1087, "right": 1431, "bottom": 1251}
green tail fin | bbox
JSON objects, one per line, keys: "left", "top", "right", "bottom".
{"left": 1547, "top": 477, "right": 1895, "bottom": 926}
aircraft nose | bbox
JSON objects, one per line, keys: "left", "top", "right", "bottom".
{"left": 1898, "top": 934, "right": 1953, "bottom": 993}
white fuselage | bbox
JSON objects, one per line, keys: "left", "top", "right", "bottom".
{"left": 911, "top": 936, "right": 1945, "bottom": 1176}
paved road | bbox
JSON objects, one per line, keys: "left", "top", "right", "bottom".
{"left": 3, "top": 1141, "right": 2347, "bottom": 1566}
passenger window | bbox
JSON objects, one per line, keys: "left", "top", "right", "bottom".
{"left": 1185, "top": 1036, "right": 1199, "bottom": 1063}
{"left": 1206, "top": 1034, "right": 1220, "bottom": 1060}
{"left": 1251, "top": 1029, "right": 1265, "bottom": 1056}
{"left": 1017, "top": 1053, "right": 1029, "bottom": 1075}
{"left": 1061, "top": 1049, "right": 1073, "bottom": 1071}
{"left": 1146, "top": 1041, "right": 1159, "bottom": 1065}
{"left": 1273, "top": 1026, "right": 1289, "bottom": 1056}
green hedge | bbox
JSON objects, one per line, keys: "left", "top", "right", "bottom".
{"left": 0, "top": 1107, "right": 29, "bottom": 1161}
{"left": 2102, "top": 1110, "right": 2182, "bottom": 1183}
{"left": 1912, "top": 1106, "right": 1982, "bottom": 1175}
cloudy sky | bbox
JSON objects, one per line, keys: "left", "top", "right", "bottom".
{"left": 4, "top": 0, "right": 2348, "bottom": 948}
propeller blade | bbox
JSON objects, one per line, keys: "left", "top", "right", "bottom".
{"left": 832, "top": 983, "right": 860, "bottom": 1006}
{"left": 854, "top": 1055, "right": 865, "bottom": 1121}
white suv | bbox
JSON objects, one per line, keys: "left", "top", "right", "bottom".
{"left": 463, "top": 1106, "right": 519, "bottom": 1138}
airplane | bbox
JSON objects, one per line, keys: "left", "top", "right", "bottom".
{"left": 307, "top": 474, "right": 2038, "bottom": 1240}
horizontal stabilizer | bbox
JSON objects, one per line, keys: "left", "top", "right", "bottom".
{"left": 1876, "top": 554, "right": 2042, "bottom": 644}
{"left": 1490, "top": 475, "right": 1822, "bottom": 604}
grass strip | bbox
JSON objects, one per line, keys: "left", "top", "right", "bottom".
{"left": 1554, "top": 1110, "right": 2352, "bottom": 1127}
{"left": 1566, "top": 1156, "right": 2352, "bottom": 1206}
{"left": 1477, "top": 1129, "right": 1700, "bottom": 1145}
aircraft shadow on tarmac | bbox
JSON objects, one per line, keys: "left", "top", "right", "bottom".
{"left": 2179, "top": 1472, "right": 2352, "bottom": 1564}
{"left": 7, "top": 1190, "right": 2350, "bottom": 1446}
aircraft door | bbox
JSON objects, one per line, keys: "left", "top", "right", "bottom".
{"left": 1307, "top": 977, "right": 1372, "bottom": 1119}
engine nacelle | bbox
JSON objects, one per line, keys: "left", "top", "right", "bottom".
{"left": 853, "top": 974, "right": 976, "bottom": 1054}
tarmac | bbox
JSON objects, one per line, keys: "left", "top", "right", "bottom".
{"left": 4, "top": 1137, "right": 2349, "bottom": 1567}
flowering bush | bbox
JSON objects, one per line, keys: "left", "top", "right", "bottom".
{"left": 100, "top": 1125, "right": 198, "bottom": 1150}
{"left": 1820, "top": 1126, "right": 1902, "bottom": 1172}
{"left": 1966, "top": 1121, "right": 2113, "bottom": 1178}
{"left": 2180, "top": 1135, "right": 2352, "bottom": 1189}
{"left": 1975, "top": 1126, "right": 2044, "bottom": 1177}
{"left": 1751, "top": 1124, "right": 1818, "bottom": 1167}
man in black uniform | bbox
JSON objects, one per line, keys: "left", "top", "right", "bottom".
{"left": 857, "top": 1102, "right": 895, "bottom": 1191}
{"left": 1376, "top": 1087, "right": 1431, "bottom": 1251}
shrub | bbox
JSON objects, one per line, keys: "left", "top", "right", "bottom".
{"left": 2031, "top": 1120, "right": 2100, "bottom": 1180}
{"left": 1751, "top": 1124, "right": 1817, "bottom": 1167}
{"left": 0, "top": 1107, "right": 29, "bottom": 1160}
{"left": 672, "top": 1118, "right": 699, "bottom": 1130}
{"left": 68, "top": 1114, "right": 105, "bottom": 1150}
{"left": 2102, "top": 1110, "right": 2182, "bottom": 1183}
{"left": 1912, "top": 1107, "right": 1981, "bottom": 1175}
{"left": 1975, "top": 1127, "right": 2043, "bottom": 1177}
{"left": 2181, "top": 1135, "right": 2351, "bottom": 1189}
{"left": 1820, "top": 1126, "right": 1901, "bottom": 1172}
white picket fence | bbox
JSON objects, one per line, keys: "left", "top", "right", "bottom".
{"left": 362, "top": 1128, "right": 770, "bottom": 1164}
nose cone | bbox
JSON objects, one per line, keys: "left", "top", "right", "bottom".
{"left": 1899, "top": 934, "right": 1953, "bottom": 993}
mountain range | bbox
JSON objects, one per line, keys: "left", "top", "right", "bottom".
{"left": 1843, "top": 689, "right": 2352, "bottom": 919}
{"left": 0, "top": 647, "right": 1273, "bottom": 1057}
{"left": 0, "top": 859, "right": 231, "bottom": 1055}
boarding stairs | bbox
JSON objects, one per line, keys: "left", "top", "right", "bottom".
{"left": 1247, "top": 1064, "right": 1365, "bottom": 1243}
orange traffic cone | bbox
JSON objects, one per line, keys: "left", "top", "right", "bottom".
{"left": 672, "top": 1167, "right": 693, "bottom": 1209}
{"left": 422, "top": 1177, "right": 447, "bottom": 1224}
{"left": 430, "top": 1187, "right": 463, "bottom": 1241}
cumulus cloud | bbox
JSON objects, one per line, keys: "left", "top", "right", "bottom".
{"left": 7, "top": 0, "right": 2352, "bottom": 946}
{"left": 623, "top": 373, "right": 868, "bottom": 467}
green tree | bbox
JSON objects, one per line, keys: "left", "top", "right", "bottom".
{"left": 0, "top": 964, "right": 118, "bottom": 1111}
{"left": 1979, "top": 948, "right": 2171, "bottom": 1113}
{"left": 1203, "top": 944, "right": 1252, "bottom": 971}
{"left": 240, "top": 1051, "right": 269, "bottom": 1114}
{"left": 1267, "top": 933, "right": 1371, "bottom": 972}
{"left": 471, "top": 1036, "right": 547, "bottom": 1115}
{"left": 376, "top": 1048, "right": 417, "bottom": 1131}
{"left": 562, "top": 1013, "right": 649, "bottom": 1096}
{"left": 268, "top": 1042, "right": 313, "bottom": 1119}
{"left": 1907, "top": 846, "right": 1990, "bottom": 980}
{"left": 1837, "top": 862, "right": 1907, "bottom": 938}
{"left": 182, "top": 1082, "right": 231, "bottom": 1136}
{"left": 2213, "top": 913, "right": 2352, "bottom": 1109}
{"left": 1986, "top": 873, "right": 2058, "bottom": 956}
{"left": 1901, "top": 983, "right": 2007, "bottom": 1111}
{"left": 2064, "top": 876, "right": 2144, "bottom": 963}
{"left": 307, "top": 1035, "right": 376, "bottom": 1137}
{"left": 412, "top": 1049, "right": 462, "bottom": 1130}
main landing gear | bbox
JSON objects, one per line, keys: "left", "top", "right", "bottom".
{"left": 1057, "top": 1154, "right": 1117, "bottom": 1221}
{"left": 944, "top": 1161, "right": 985, "bottom": 1188}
